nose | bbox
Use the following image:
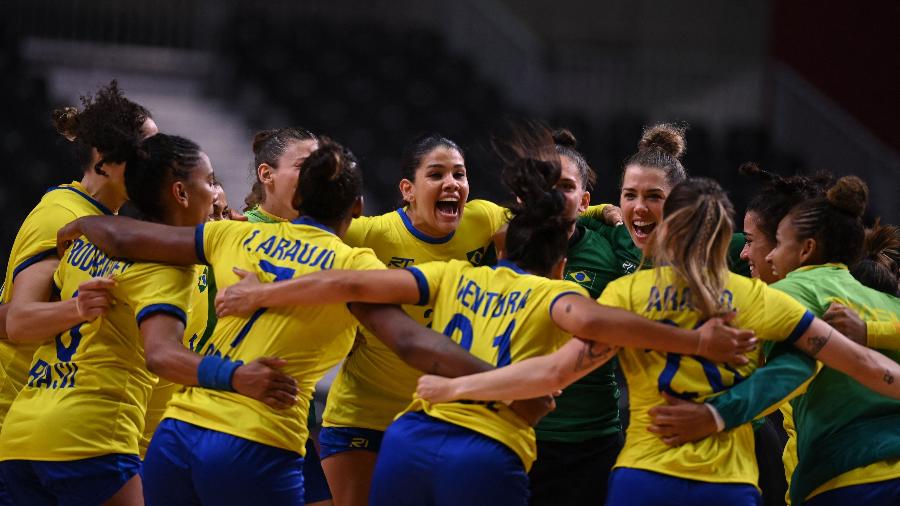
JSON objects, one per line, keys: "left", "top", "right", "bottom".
{"left": 739, "top": 243, "right": 750, "bottom": 262}
{"left": 442, "top": 174, "right": 459, "bottom": 190}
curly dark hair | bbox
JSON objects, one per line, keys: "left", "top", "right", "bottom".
{"left": 52, "top": 80, "right": 152, "bottom": 175}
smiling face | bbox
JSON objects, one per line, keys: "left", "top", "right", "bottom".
{"left": 400, "top": 146, "right": 469, "bottom": 237}
{"left": 740, "top": 211, "right": 778, "bottom": 283}
{"left": 765, "top": 214, "right": 817, "bottom": 280}
{"left": 620, "top": 165, "right": 671, "bottom": 252}
{"left": 556, "top": 155, "right": 591, "bottom": 224}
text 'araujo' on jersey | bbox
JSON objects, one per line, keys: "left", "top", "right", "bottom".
{"left": 163, "top": 217, "right": 385, "bottom": 456}
{"left": 598, "top": 266, "right": 814, "bottom": 489}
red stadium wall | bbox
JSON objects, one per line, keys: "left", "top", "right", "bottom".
{"left": 772, "top": 0, "right": 900, "bottom": 152}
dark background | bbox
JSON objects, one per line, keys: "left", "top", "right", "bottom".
{"left": 1, "top": 0, "right": 898, "bottom": 261}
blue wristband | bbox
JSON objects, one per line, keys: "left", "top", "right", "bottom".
{"left": 197, "top": 355, "right": 243, "bottom": 392}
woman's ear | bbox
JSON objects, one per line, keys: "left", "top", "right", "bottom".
{"left": 258, "top": 163, "right": 274, "bottom": 185}
{"left": 172, "top": 181, "right": 189, "bottom": 208}
{"left": 399, "top": 179, "right": 414, "bottom": 205}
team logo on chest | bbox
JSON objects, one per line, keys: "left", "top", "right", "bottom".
{"left": 466, "top": 247, "right": 486, "bottom": 266}
{"left": 566, "top": 270, "right": 596, "bottom": 287}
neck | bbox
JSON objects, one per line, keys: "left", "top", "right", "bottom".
{"left": 566, "top": 221, "right": 577, "bottom": 239}
{"left": 262, "top": 199, "right": 299, "bottom": 221}
{"left": 80, "top": 171, "right": 126, "bottom": 212}
{"left": 405, "top": 207, "right": 445, "bottom": 238}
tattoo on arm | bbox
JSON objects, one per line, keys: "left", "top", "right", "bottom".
{"left": 803, "top": 328, "right": 833, "bottom": 357}
{"left": 574, "top": 341, "right": 615, "bottom": 372}
{"left": 885, "top": 369, "right": 895, "bottom": 385}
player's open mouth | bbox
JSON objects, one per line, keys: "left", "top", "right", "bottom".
{"left": 436, "top": 199, "right": 460, "bottom": 219}
{"left": 632, "top": 220, "right": 656, "bottom": 238}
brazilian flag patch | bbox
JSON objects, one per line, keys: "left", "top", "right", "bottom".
{"left": 197, "top": 268, "right": 209, "bottom": 293}
{"left": 467, "top": 247, "right": 486, "bottom": 266}
{"left": 566, "top": 270, "right": 595, "bottom": 285}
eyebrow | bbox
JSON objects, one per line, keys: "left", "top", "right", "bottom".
{"left": 426, "top": 164, "right": 465, "bottom": 169}
{"left": 621, "top": 186, "right": 665, "bottom": 193}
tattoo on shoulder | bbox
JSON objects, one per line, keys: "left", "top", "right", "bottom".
{"left": 565, "top": 304, "right": 572, "bottom": 314}
{"left": 574, "top": 341, "right": 615, "bottom": 372}
{"left": 804, "top": 328, "right": 833, "bottom": 357}
{"left": 885, "top": 369, "right": 895, "bottom": 385}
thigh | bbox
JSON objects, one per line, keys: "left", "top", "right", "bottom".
{"left": 320, "top": 426, "right": 383, "bottom": 506}
{"left": 191, "top": 426, "right": 305, "bottom": 506}
{"left": 321, "top": 452, "right": 377, "bottom": 506}
{"left": 529, "top": 433, "right": 624, "bottom": 506}
{"left": 0, "top": 460, "right": 55, "bottom": 506}
{"left": 142, "top": 419, "right": 201, "bottom": 506}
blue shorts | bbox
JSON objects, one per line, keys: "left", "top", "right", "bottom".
{"left": 370, "top": 411, "right": 529, "bottom": 506}
{"left": 0, "top": 453, "right": 141, "bottom": 506}
{"left": 143, "top": 418, "right": 305, "bottom": 506}
{"left": 0, "top": 473, "right": 11, "bottom": 506}
{"left": 318, "top": 425, "right": 384, "bottom": 459}
{"left": 303, "top": 435, "right": 332, "bottom": 503}
{"left": 805, "top": 477, "right": 900, "bottom": 505}
{"left": 607, "top": 467, "right": 761, "bottom": 506}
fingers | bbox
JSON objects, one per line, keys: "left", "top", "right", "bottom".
{"left": 262, "top": 390, "right": 297, "bottom": 410}
{"left": 79, "top": 277, "right": 117, "bottom": 291}
{"left": 256, "top": 356, "right": 288, "bottom": 369}
{"left": 233, "top": 267, "right": 250, "bottom": 279}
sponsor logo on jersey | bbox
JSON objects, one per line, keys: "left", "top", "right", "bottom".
{"left": 622, "top": 261, "right": 638, "bottom": 273}
{"left": 198, "top": 267, "right": 209, "bottom": 293}
{"left": 388, "top": 256, "right": 415, "bottom": 268}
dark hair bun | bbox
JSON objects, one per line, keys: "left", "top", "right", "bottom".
{"left": 52, "top": 106, "right": 80, "bottom": 141}
{"left": 252, "top": 129, "right": 279, "bottom": 156}
{"left": 552, "top": 129, "right": 578, "bottom": 148}
{"left": 826, "top": 176, "right": 868, "bottom": 218}
{"left": 639, "top": 123, "right": 686, "bottom": 159}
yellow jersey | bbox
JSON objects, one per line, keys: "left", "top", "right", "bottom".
{"left": 0, "top": 236, "right": 195, "bottom": 460}
{"left": 324, "top": 200, "right": 508, "bottom": 431}
{"left": 597, "top": 267, "right": 814, "bottom": 487}
{"left": 401, "top": 259, "right": 587, "bottom": 470}
{"left": 0, "top": 182, "right": 116, "bottom": 428}
{"left": 139, "top": 265, "right": 212, "bottom": 457}
{"left": 163, "top": 217, "right": 385, "bottom": 455}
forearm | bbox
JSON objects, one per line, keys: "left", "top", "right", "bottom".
{"left": 708, "top": 344, "right": 817, "bottom": 429}
{"left": 145, "top": 340, "right": 202, "bottom": 386}
{"left": 350, "top": 303, "right": 494, "bottom": 377}
{"left": 253, "top": 270, "right": 417, "bottom": 308}
{"left": 434, "top": 338, "right": 616, "bottom": 401}
{"left": 63, "top": 216, "right": 197, "bottom": 265}
{"left": 7, "top": 299, "right": 82, "bottom": 343}
{"left": 0, "top": 304, "right": 8, "bottom": 339}
{"left": 797, "top": 317, "right": 900, "bottom": 400}
{"left": 562, "top": 298, "right": 699, "bottom": 354}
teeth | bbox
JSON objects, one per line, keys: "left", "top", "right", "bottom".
{"left": 633, "top": 221, "right": 654, "bottom": 227}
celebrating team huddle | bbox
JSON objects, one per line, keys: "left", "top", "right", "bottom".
{"left": 0, "top": 81, "right": 898, "bottom": 506}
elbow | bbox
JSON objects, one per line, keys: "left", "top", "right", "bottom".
{"left": 5, "top": 311, "right": 30, "bottom": 343}
{"left": 144, "top": 349, "right": 167, "bottom": 376}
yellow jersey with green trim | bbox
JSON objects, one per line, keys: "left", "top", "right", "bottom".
{"left": 0, "top": 236, "right": 194, "bottom": 460}
{"left": 0, "top": 181, "right": 116, "bottom": 428}
{"left": 400, "top": 259, "right": 587, "bottom": 470}
{"left": 323, "top": 199, "right": 508, "bottom": 431}
{"left": 597, "top": 267, "right": 814, "bottom": 487}
{"left": 139, "top": 265, "right": 211, "bottom": 457}
{"left": 163, "top": 217, "right": 385, "bottom": 455}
